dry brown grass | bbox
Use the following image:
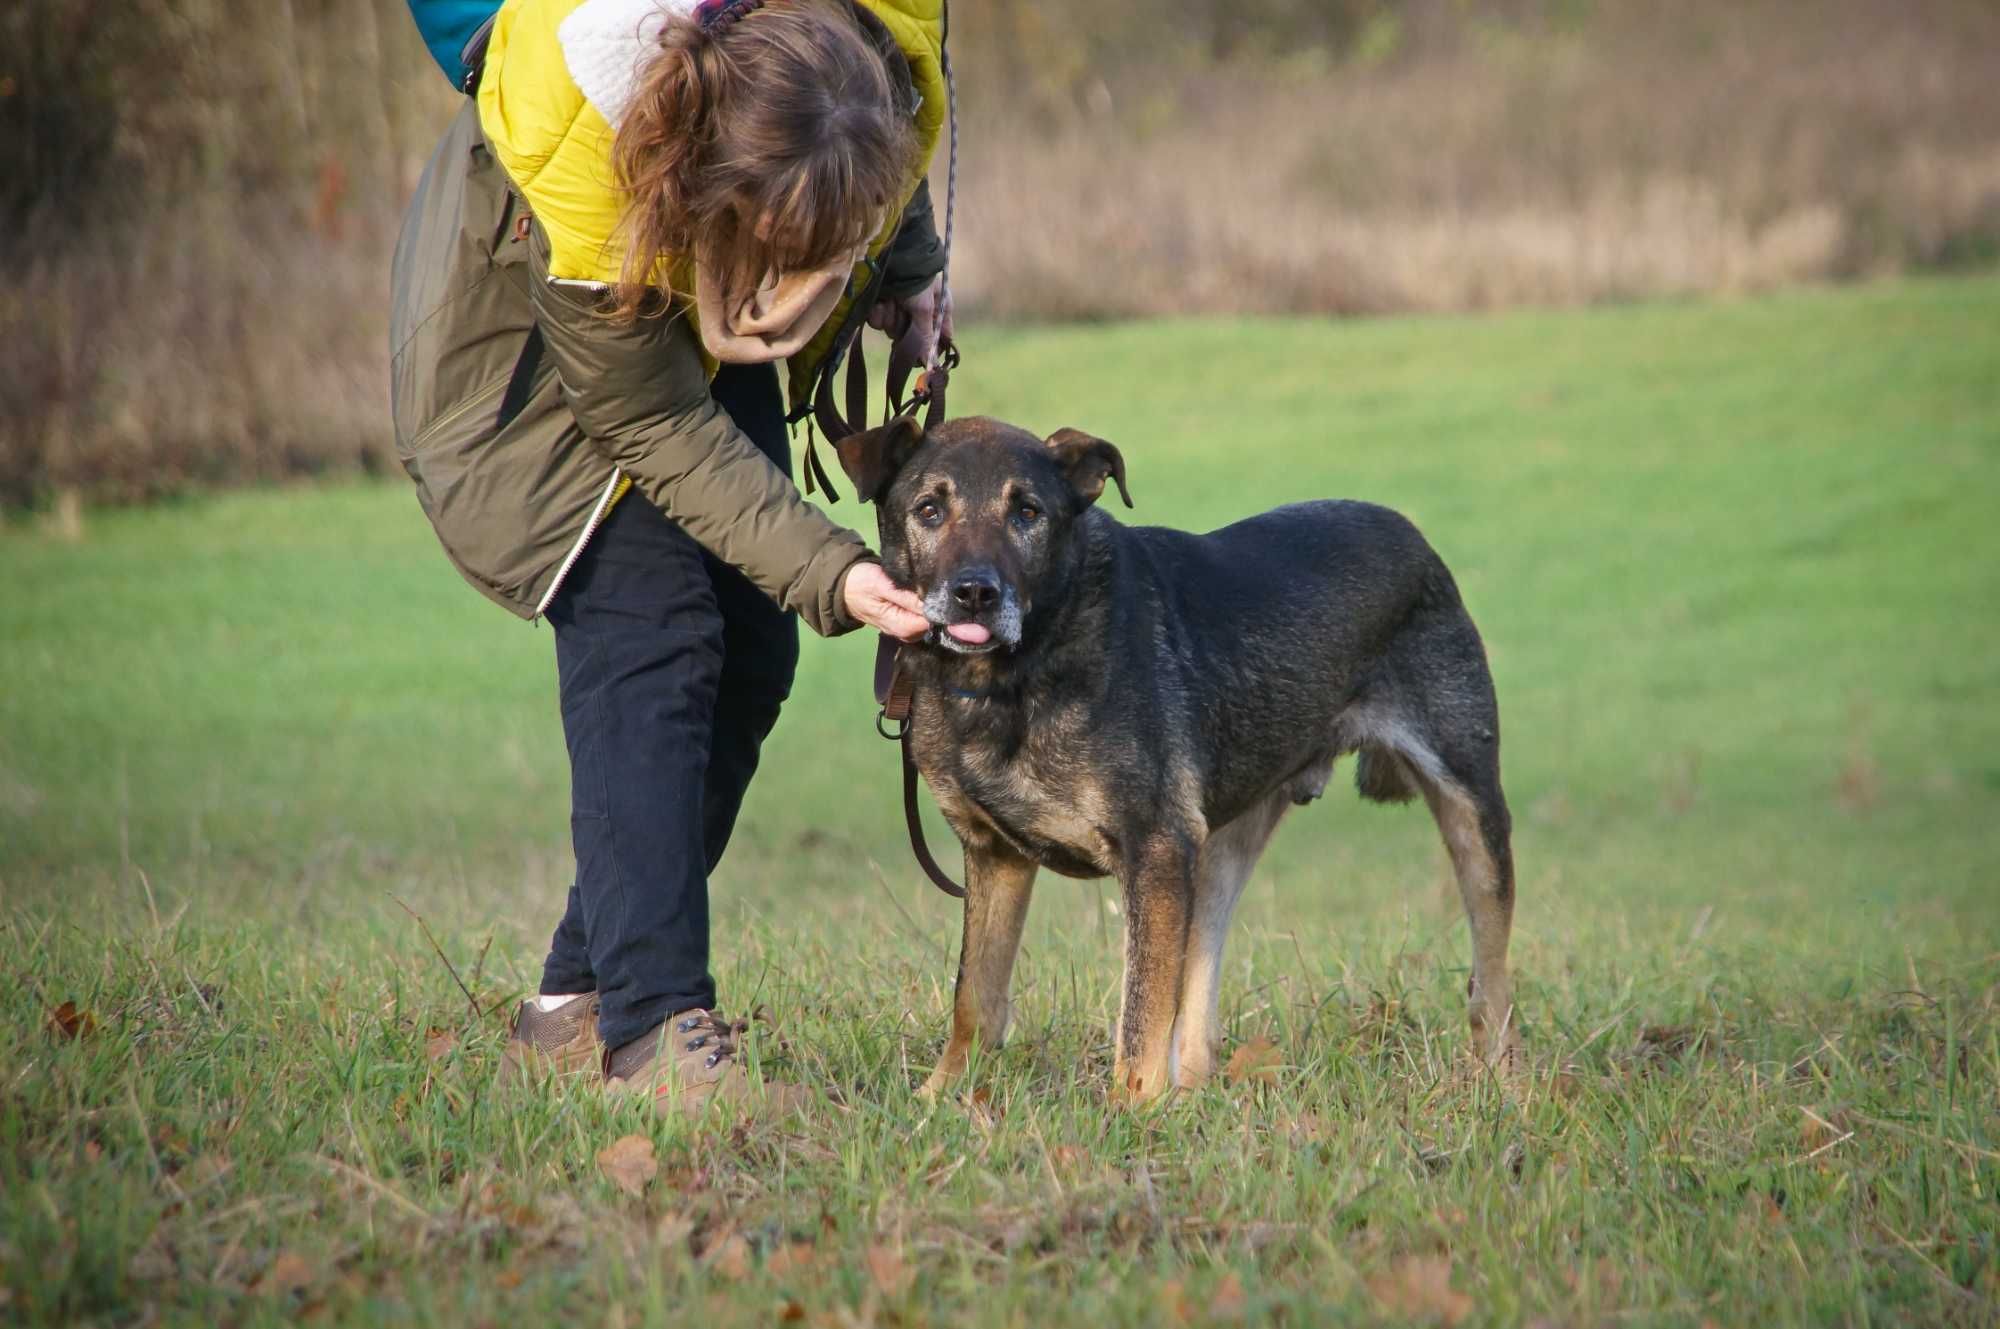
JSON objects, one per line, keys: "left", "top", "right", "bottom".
{"left": 3, "top": 208, "right": 403, "bottom": 505}
{"left": 4, "top": 0, "right": 1998, "bottom": 504}
{"left": 950, "top": 0, "right": 2000, "bottom": 318}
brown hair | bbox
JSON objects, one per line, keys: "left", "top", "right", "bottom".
{"left": 609, "top": 0, "right": 918, "bottom": 321}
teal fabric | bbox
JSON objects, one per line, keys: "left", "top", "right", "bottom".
{"left": 403, "top": 0, "right": 501, "bottom": 88}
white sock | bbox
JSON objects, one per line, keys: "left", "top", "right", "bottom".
{"left": 534, "top": 992, "right": 590, "bottom": 1012}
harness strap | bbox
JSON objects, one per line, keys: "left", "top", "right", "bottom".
{"left": 846, "top": 333, "right": 870, "bottom": 433}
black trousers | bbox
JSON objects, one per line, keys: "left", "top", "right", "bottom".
{"left": 537, "top": 363, "right": 800, "bottom": 1052}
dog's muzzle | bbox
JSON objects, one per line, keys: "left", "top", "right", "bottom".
{"left": 924, "top": 570, "right": 1022, "bottom": 654}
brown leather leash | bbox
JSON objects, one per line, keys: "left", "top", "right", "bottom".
{"left": 865, "top": 330, "right": 964, "bottom": 901}
{"left": 806, "top": 322, "right": 967, "bottom": 902}
{"left": 873, "top": 637, "right": 964, "bottom": 899}
{"left": 816, "top": 1, "right": 966, "bottom": 900}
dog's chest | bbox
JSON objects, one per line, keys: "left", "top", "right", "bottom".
{"left": 921, "top": 714, "right": 1118, "bottom": 878}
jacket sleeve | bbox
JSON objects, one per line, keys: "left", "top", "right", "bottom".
{"left": 878, "top": 179, "right": 946, "bottom": 303}
{"left": 525, "top": 238, "right": 873, "bottom": 638}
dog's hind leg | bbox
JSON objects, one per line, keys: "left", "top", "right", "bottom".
{"left": 1378, "top": 709, "right": 1517, "bottom": 1064}
{"left": 1419, "top": 771, "right": 1518, "bottom": 1068}
{"left": 1360, "top": 605, "right": 1518, "bottom": 1067}
{"left": 1171, "top": 787, "right": 1293, "bottom": 1087}
{"left": 922, "top": 842, "right": 1038, "bottom": 1097}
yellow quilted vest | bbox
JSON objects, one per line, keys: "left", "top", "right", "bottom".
{"left": 476, "top": 0, "right": 946, "bottom": 415}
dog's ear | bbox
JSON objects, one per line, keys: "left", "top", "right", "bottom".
{"left": 1046, "top": 428, "right": 1132, "bottom": 509}
{"left": 833, "top": 416, "right": 924, "bottom": 504}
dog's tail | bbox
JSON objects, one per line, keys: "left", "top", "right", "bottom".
{"left": 1355, "top": 745, "right": 1420, "bottom": 804}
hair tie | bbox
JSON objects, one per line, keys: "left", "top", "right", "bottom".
{"left": 694, "top": 0, "right": 765, "bottom": 28}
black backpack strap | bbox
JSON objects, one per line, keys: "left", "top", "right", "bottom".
{"left": 460, "top": 14, "right": 497, "bottom": 94}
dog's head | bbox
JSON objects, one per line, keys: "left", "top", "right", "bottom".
{"left": 836, "top": 415, "right": 1131, "bottom": 655}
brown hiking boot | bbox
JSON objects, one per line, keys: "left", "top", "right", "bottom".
{"left": 603, "top": 1009, "right": 800, "bottom": 1113}
{"left": 502, "top": 992, "right": 602, "bottom": 1081}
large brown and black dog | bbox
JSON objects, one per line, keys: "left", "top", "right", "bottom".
{"left": 836, "top": 415, "right": 1518, "bottom": 1104}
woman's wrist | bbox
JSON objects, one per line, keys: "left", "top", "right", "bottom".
{"left": 832, "top": 555, "right": 879, "bottom": 632}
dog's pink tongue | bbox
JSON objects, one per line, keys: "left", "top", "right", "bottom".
{"left": 945, "top": 622, "right": 992, "bottom": 645}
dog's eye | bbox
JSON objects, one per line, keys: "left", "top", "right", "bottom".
{"left": 913, "top": 500, "right": 944, "bottom": 527}
{"left": 1013, "top": 502, "right": 1041, "bottom": 525}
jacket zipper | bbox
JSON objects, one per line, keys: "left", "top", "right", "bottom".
{"left": 532, "top": 469, "right": 625, "bottom": 621}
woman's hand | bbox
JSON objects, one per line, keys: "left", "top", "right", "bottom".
{"left": 867, "top": 273, "right": 954, "bottom": 369}
{"left": 842, "top": 561, "right": 929, "bottom": 640}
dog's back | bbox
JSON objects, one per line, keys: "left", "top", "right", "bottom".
{"left": 1100, "top": 499, "right": 1489, "bottom": 828}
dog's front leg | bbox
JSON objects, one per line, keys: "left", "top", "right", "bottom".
{"left": 921, "top": 840, "right": 1038, "bottom": 1098}
{"left": 1112, "top": 834, "right": 1196, "bottom": 1105}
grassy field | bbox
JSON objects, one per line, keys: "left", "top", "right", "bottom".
{"left": 3, "top": 275, "right": 1997, "bottom": 1325}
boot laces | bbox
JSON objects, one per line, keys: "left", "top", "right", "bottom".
{"left": 674, "top": 1010, "right": 749, "bottom": 1070}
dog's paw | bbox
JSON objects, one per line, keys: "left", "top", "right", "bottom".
{"left": 1479, "top": 1024, "right": 1525, "bottom": 1075}
{"left": 1455, "top": 1022, "right": 1525, "bottom": 1095}
{"left": 1468, "top": 1000, "right": 1523, "bottom": 1070}
{"left": 1109, "top": 1064, "right": 1175, "bottom": 1109}
{"left": 1170, "top": 1042, "right": 1217, "bottom": 1090}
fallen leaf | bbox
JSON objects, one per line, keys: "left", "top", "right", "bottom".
{"left": 1156, "top": 1279, "right": 1194, "bottom": 1324}
{"left": 778, "top": 1302, "right": 805, "bottom": 1322}
{"left": 493, "top": 1268, "right": 523, "bottom": 1290}
{"left": 702, "top": 1230, "right": 752, "bottom": 1281}
{"left": 596, "top": 1134, "right": 658, "bottom": 1196}
{"left": 82, "top": 1140, "right": 103, "bottom": 1164}
{"left": 865, "top": 1243, "right": 913, "bottom": 1297}
{"left": 655, "top": 1212, "right": 695, "bottom": 1249}
{"left": 1368, "top": 1254, "right": 1471, "bottom": 1325}
{"left": 425, "top": 1028, "right": 456, "bottom": 1061}
{"left": 254, "top": 1250, "right": 314, "bottom": 1297}
{"left": 1207, "top": 1271, "right": 1247, "bottom": 1319}
{"left": 766, "top": 1242, "right": 819, "bottom": 1278}
{"left": 1224, "top": 1037, "right": 1281, "bottom": 1087}
{"left": 48, "top": 1001, "right": 98, "bottom": 1041}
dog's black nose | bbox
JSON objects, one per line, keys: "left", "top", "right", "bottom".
{"left": 950, "top": 570, "right": 1001, "bottom": 614}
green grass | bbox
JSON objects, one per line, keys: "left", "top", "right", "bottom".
{"left": 3, "top": 274, "right": 1998, "bottom": 1326}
